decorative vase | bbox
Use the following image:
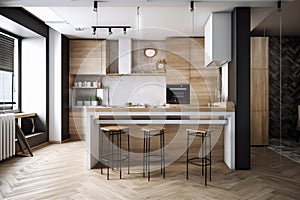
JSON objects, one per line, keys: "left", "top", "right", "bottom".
{"left": 76, "top": 101, "right": 83, "bottom": 106}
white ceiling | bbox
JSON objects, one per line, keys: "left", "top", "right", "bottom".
{"left": 0, "top": 0, "right": 292, "bottom": 40}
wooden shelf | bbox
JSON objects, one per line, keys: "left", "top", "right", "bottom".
{"left": 106, "top": 73, "right": 166, "bottom": 76}
{"left": 71, "top": 87, "right": 102, "bottom": 89}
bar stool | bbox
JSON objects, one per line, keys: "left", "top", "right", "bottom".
{"left": 186, "top": 129, "right": 212, "bottom": 186}
{"left": 142, "top": 126, "right": 166, "bottom": 181}
{"left": 100, "top": 125, "right": 130, "bottom": 180}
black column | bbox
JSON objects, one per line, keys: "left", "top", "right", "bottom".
{"left": 61, "top": 35, "right": 70, "bottom": 141}
{"left": 229, "top": 7, "right": 251, "bottom": 169}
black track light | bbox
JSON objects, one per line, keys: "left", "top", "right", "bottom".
{"left": 91, "top": 26, "right": 131, "bottom": 36}
{"left": 190, "top": 1, "right": 194, "bottom": 12}
{"left": 93, "top": 1, "right": 98, "bottom": 12}
{"left": 277, "top": 1, "right": 282, "bottom": 12}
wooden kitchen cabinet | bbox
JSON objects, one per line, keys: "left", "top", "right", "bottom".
{"left": 70, "top": 40, "right": 107, "bottom": 75}
{"left": 250, "top": 37, "right": 269, "bottom": 145}
{"left": 69, "top": 39, "right": 108, "bottom": 140}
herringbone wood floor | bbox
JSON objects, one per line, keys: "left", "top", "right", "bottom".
{"left": 0, "top": 141, "right": 299, "bottom": 200}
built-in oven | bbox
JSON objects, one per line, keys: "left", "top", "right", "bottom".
{"left": 166, "top": 84, "right": 190, "bottom": 104}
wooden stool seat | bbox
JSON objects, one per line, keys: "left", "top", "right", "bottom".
{"left": 142, "top": 126, "right": 166, "bottom": 136}
{"left": 101, "top": 125, "right": 129, "bottom": 132}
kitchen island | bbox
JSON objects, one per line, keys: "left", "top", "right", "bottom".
{"left": 85, "top": 105, "right": 235, "bottom": 170}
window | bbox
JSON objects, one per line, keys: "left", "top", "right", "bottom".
{"left": 0, "top": 32, "right": 19, "bottom": 111}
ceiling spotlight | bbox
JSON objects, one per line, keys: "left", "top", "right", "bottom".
{"left": 123, "top": 27, "right": 127, "bottom": 34}
{"left": 108, "top": 28, "right": 112, "bottom": 35}
{"left": 75, "top": 27, "right": 84, "bottom": 31}
{"left": 93, "top": 1, "right": 98, "bottom": 12}
{"left": 277, "top": 1, "right": 282, "bottom": 12}
{"left": 190, "top": 1, "right": 194, "bottom": 12}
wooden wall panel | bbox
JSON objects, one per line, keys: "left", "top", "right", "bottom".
{"left": 190, "top": 38, "right": 205, "bottom": 70}
{"left": 70, "top": 40, "right": 107, "bottom": 75}
{"left": 251, "top": 37, "right": 269, "bottom": 69}
{"left": 190, "top": 80, "right": 211, "bottom": 106}
{"left": 251, "top": 111, "right": 268, "bottom": 145}
{"left": 166, "top": 37, "right": 220, "bottom": 106}
{"left": 166, "top": 67, "right": 190, "bottom": 84}
{"left": 251, "top": 69, "right": 268, "bottom": 112}
{"left": 250, "top": 37, "right": 269, "bottom": 145}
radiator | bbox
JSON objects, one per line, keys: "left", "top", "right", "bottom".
{"left": 0, "top": 113, "right": 15, "bottom": 161}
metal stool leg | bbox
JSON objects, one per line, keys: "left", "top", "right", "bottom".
{"left": 128, "top": 132, "right": 130, "bottom": 174}
{"left": 204, "top": 133, "right": 207, "bottom": 186}
{"left": 100, "top": 130, "right": 103, "bottom": 174}
{"left": 118, "top": 131, "right": 122, "bottom": 179}
{"left": 111, "top": 132, "right": 114, "bottom": 171}
{"left": 160, "top": 131, "right": 163, "bottom": 174}
{"left": 201, "top": 134, "right": 204, "bottom": 176}
{"left": 186, "top": 131, "right": 189, "bottom": 180}
{"left": 107, "top": 132, "right": 111, "bottom": 180}
{"left": 209, "top": 133, "right": 212, "bottom": 181}
{"left": 162, "top": 131, "right": 165, "bottom": 179}
{"left": 147, "top": 132, "right": 151, "bottom": 181}
{"left": 143, "top": 131, "right": 145, "bottom": 178}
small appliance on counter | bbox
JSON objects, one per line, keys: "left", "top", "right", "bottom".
{"left": 166, "top": 84, "right": 190, "bottom": 104}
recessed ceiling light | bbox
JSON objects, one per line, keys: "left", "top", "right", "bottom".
{"left": 75, "top": 27, "right": 85, "bottom": 31}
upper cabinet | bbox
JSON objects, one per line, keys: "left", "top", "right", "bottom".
{"left": 70, "top": 40, "right": 107, "bottom": 75}
{"left": 204, "top": 13, "right": 231, "bottom": 67}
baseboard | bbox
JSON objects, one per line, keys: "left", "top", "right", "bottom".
{"left": 48, "top": 141, "right": 62, "bottom": 144}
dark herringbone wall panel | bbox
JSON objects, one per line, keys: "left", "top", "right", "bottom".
{"left": 269, "top": 36, "right": 300, "bottom": 139}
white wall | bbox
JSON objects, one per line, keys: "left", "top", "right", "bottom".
{"left": 221, "top": 63, "right": 228, "bottom": 101}
{"left": 48, "top": 28, "right": 62, "bottom": 142}
{"left": 101, "top": 76, "right": 166, "bottom": 106}
{"left": 21, "top": 37, "right": 46, "bottom": 126}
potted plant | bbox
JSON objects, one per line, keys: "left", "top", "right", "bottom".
{"left": 91, "top": 96, "right": 98, "bottom": 106}
{"left": 76, "top": 96, "right": 84, "bottom": 106}
{"left": 97, "top": 96, "right": 102, "bottom": 105}
{"left": 84, "top": 96, "right": 91, "bottom": 106}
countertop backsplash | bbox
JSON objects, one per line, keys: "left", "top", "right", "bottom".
{"left": 101, "top": 75, "right": 166, "bottom": 106}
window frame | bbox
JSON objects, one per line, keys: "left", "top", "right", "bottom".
{"left": 0, "top": 28, "right": 21, "bottom": 113}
